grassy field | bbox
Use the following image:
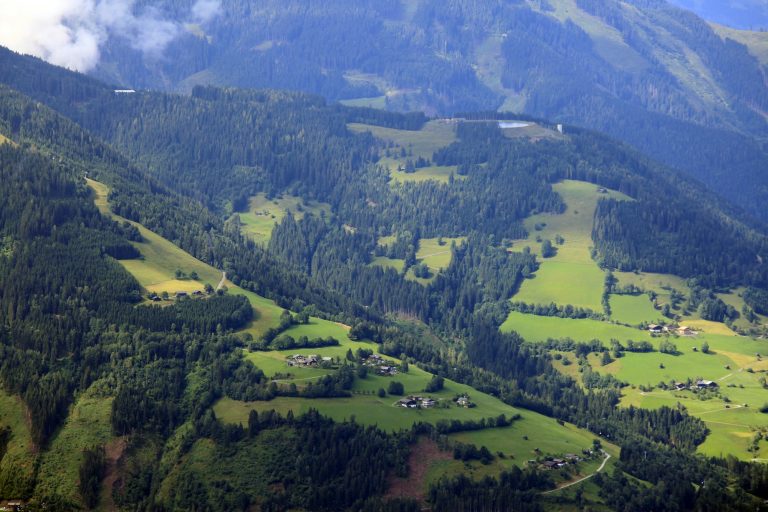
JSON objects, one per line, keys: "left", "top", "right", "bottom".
{"left": 417, "top": 237, "right": 464, "bottom": 271}
{"left": 501, "top": 311, "right": 645, "bottom": 342}
{"left": 34, "top": 387, "right": 114, "bottom": 504}
{"left": 403, "top": 236, "right": 466, "bottom": 285}
{"left": 235, "top": 193, "right": 331, "bottom": 245}
{"left": 511, "top": 180, "right": 631, "bottom": 311}
{"left": 0, "top": 389, "right": 36, "bottom": 496}
{"left": 348, "top": 121, "right": 460, "bottom": 184}
{"left": 339, "top": 96, "right": 387, "bottom": 109}
{"left": 609, "top": 294, "right": 662, "bottom": 326}
{"left": 88, "top": 179, "right": 221, "bottom": 295}
{"left": 388, "top": 162, "right": 463, "bottom": 184}
{"left": 613, "top": 271, "right": 762, "bottom": 333}
{"left": 370, "top": 256, "right": 405, "bottom": 273}
{"left": 370, "top": 236, "right": 465, "bottom": 285}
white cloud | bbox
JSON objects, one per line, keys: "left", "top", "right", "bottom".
{"left": 0, "top": 0, "right": 221, "bottom": 72}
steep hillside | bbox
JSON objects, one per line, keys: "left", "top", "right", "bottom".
{"left": 1, "top": 51, "right": 768, "bottom": 510}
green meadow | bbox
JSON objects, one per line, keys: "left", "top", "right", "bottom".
{"left": 501, "top": 311, "right": 645, "bottom": 343}
{"left": 235, "top": 193, "right": 331, "bottom": 245}
{"left": 417, "top": 237, "right": 464, "bottom": 272}
{"left": 511, "top": 180, "right": 631, "bottom": 311}
{"left": 348, "top": 121, "right": 460, "bottom": 184}
{"left": 609, "top": 294, "right": 663, "bottom": 326}
{"left": 369, "top": 256, "right": 405, "bottom": 273}
{"left": 369, "top": 236, "right": 465, "bottom": 285}
{"left": 339, "top": 96, "right": 387, "bottom": 109}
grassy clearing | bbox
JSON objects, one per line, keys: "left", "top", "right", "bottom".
{"left": 609, "top": 294, "right": 662, "bottom": 326}
{"left": 35, "top": 387, "right": 114, "bottom": 504}
{"left": 370, "top": 236, "right": 465, "bottom": 285}
{"left": 501, "top": 311, "right": 644, "bottom": 343}
{"left": 370, "top": 256, "right": 405, "bottom": 273}
{"left": 348, "top": 121, "right": 460, "bottom": 184}
{"left": 339, "top": 96, "right": 387, "bottom": 109}
{"left": 87, "top": 179, "right": 284, "bottom": 336}
{"left": 500, "top": 122, "right": 562, "bottom": 140}
{"left": 417, "top": 237, "right": 464, "bottom": 272}
{"left": 0, "top": 389, "right": 36, "bottom": 497}
{"left": 511, "top": 180, "right": 631, "bottom": 311}
{"left": 388, "top": 163, "right": 462, "bottom": 184}
{"left": 234, "top": 193, "right": 331, "bottom": 245}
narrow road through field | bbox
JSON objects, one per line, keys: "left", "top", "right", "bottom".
{"left": 216, "top": 271, "right": 226, "bottom": 291}
{"left": 541, "top": 451, "right": 611, "bottom": 495}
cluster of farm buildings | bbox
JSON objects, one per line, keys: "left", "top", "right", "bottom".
{"left": 534, "top": 453, "right": 582, "bottom": 470}
{"left": 286, "top": 354, "right": 333, "bottom": 367}
{"left": 397, "top": 395, "right": 437, "bottom": 408}
{"left": 362, "top": 353, "right": 399, "bottom": 376}
{"left": 396, "top": 394, "right": 474, "bottom": 409}
{"left": 648, "top": 324, "right": 697, "bottom": 336}
{"left": 673, "top": 379, "right": 718, "bottom": 391}
{"left": 148, "top": 290, "right": 205, "bottom": 301}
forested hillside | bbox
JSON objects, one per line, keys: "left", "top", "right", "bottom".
{"left": 0, "top": 46, "right": 768, "bottom": 511}
{"left": 67, "top": 0, "right": 768, "bottom": 221}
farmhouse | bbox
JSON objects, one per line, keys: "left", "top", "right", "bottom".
{"left": 363, "top": 354, "right": 399, "bottom": 376}
{"left": 647, "top": 324, "right": 667, "bottom": 334}
{"left": 677, "top": 326, "right": 696, "bottom": 336}
{"left": 695, "top": 379, "right": 718, "bottom": 390}
{"left": 455, "top": 394, "right": 474, "bottom": 408}
{"left": 287, "top": 354, "right": 320, "bottom": 367}
{"left": 541, "top": 458, "right": 567, "bottom": 470}
{"left": 397, "top": 395, "right": 436, "bottom": 409}
{"left": 175, "top": 291, "right": 188, "bottom": 298}
{"left": 674, "top": 382, "right": 688, "bottom": 391}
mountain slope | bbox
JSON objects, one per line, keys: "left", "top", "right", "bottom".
{"left": 70, "top": 0, "right": 768, "bottom": 220}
